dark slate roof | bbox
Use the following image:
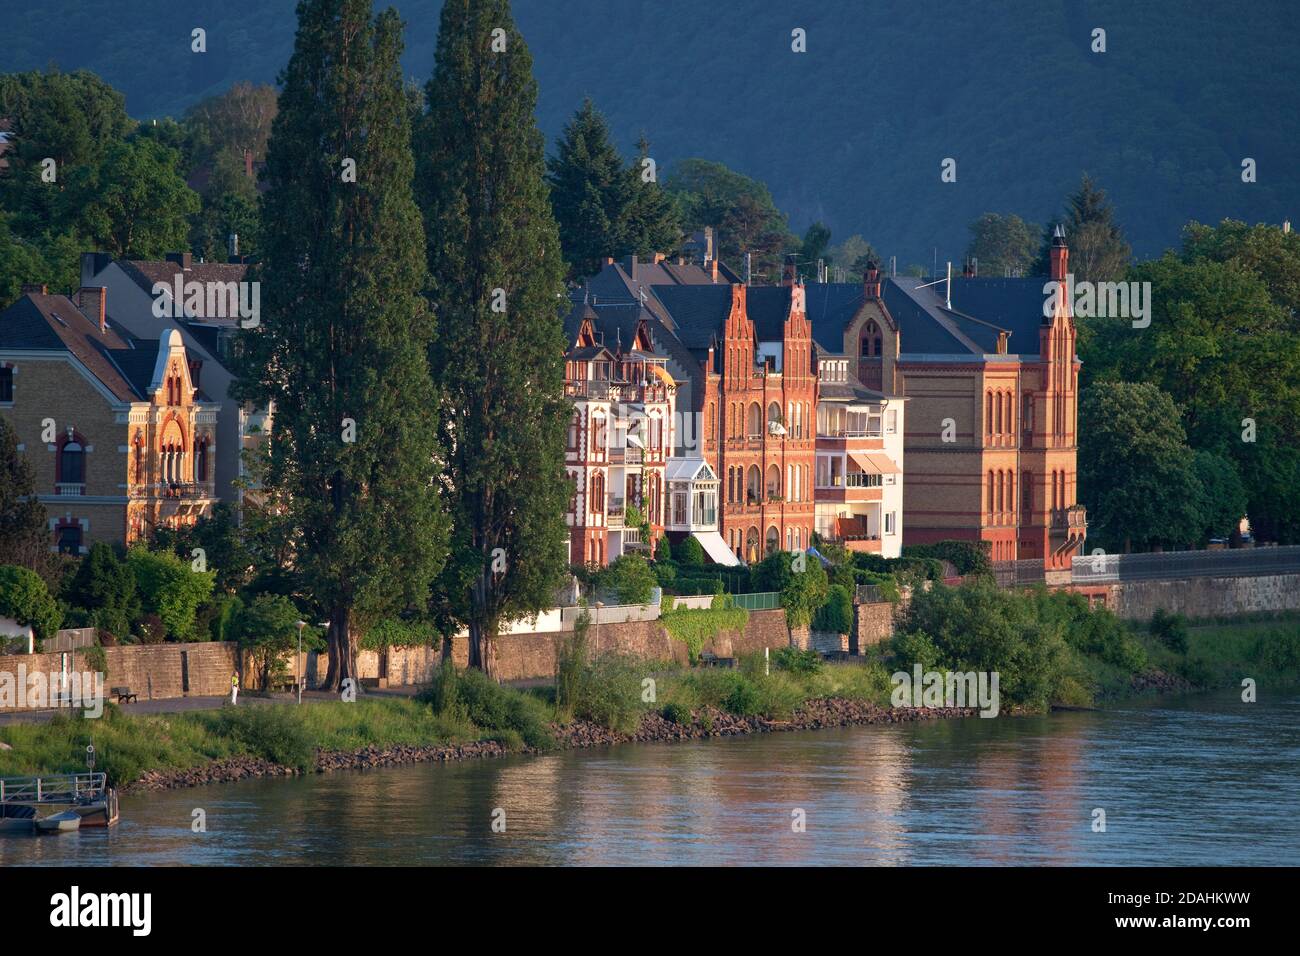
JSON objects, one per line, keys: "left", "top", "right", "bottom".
{"left": 946, "top": 278, "right": 1050, "bottom": 356}
{"left": 804, "top": 284, "right": 868, "bottom": 353}
{"left": 181, "top": 322, "right": 227, "bottom": 369}
{"left": 109, "top": 341, "right": 163, "bottom": 398}
{"left": 118, "top": 259, "right": 250, "bottom": 320}
{"left": 744, "top": 286, "right": 791, "bottom": 341}
{"left": 879, "top": 279, "right": 979, "bottom": 354}
{"left": 649, "top": 284, "right": 732, "bottom": 350}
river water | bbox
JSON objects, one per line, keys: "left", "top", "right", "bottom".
{"left": 3, "top": 688, "right": 1297, "bottom": 866}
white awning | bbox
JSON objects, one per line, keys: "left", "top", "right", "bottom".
{"left": 693, "top": 530, "right": 741, "bottom": 567}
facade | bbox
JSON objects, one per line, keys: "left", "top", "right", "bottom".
{"left": 812, "top": 354, "right": 906, "bottom": 557}
{"left": 563, "top": 301, "right": 675, "bottom": 566}
{"left": 804, "top": 240, "right": 1086, "bottom": 569}
{"left": 0, "top": 289, "right": 219, "bottom": 552}
{"left": 78, "top": 249, "right": 264, "bottom": 509}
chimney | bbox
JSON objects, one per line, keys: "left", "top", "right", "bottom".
{"left": 228, "top": 233, "right": 240, "bottom": 263}
{"left": 1049, "top": 224, "right": 1069, "bottom": 281}
{"left": 623, "top": 254, "right": 638, "bottom": 281}
{"left": 863, "top": 263, "right": 881, "bottom": 299}
{"left": 782, "top": 256, "right": 796, "bottom": 287}
{"left": 652, "top": 252, "right": 665, "bottom": 265}
{"left": 244, "top": 149, "right": 254, "bottom": 179}
{"left": 962, "top": 259, "right": 974, "bottom": 279}
{"left": 165, "top": 252, "right": 194, "bottom": 271}
{"left": 710, "top": 254, "right": 719, "bottom": 282}
{"left": 77, "top": 286, "right": 107, "bottom": 333}
{"left": 21, "top": 283, "right": 48, "bottom": 295}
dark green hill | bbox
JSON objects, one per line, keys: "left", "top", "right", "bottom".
{"left": 1, "top": 0, "right": 1295, "bottom": 263}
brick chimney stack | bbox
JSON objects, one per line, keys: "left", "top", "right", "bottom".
{"left": 1050, "top": 224, "right": 1069, "bottom": 281}
{"left": 863, "top": 263, "right": 881, "bottom": 299}
{"left": 77, "top": 286, "right": 107, "bottom": 333}
{"left": 244, "top": 149, "right": 254, "bottom": 179}
{"left": 782, "top": 256, "right": 796, "bottom": 287}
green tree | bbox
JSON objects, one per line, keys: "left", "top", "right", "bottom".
{"left": 674, "top": 536, "right": 706, "bottom": 567}
{"left": 1182, "top": 219, "right": 1300, "bottom": 325}
{"left": 546, "top": 98, "right": 632, "bottom": 279}
{"left": 0, "top": 565, "right": 62, "bottom": 644}
{"left": 0, "top": 416, "right": 49, "bottom": 573}
{"left": 415, "top": 0, "right": 572, "bottom": 678}
{"left": 1078, "top": 382, "right": 1204, "bottom": 552}
{"left": 127, "top": 548, "right": 214, "bottom": 641}
{"left": 592, "top": 554, "right": 657, "bottom": 605}
{"left": 827, "top": 234, "right": 881, "bottom": 277}
{"left": 235, "top": 593, "right": 301, "bottom": 690}
{"left": 622, "top": 133, "right": 681, "bottom": 258}
{"left": 235, "top": 0, "right": 448, "bottom": 690}
{"left": 57, "top": 139, "right": 199, "bottom": 257}
{"left": 812, "top": 583, "right": 853, "bottom": 633}
{"left": 1039, "top": 174, "right": 1131, "bottom": 283}
{"left": 0, "top": 213, "right": 51, "bottom": 309}
{"left": 799, "top": 221, "right": 832, "bottom": 278}
{"left": 63, "top": 542, "right": 139, "bottom": 641}
{"left": 966, "top": 212, "right": 1039, "bottom": 277}
{"left": 664, "top": 158, "right": 794, "bottom": 277}
{"left": 0, "top": 69, "right": 133, "bottom": 234}
{"left": 1191, "top": 450, "right": 1248, "bottom": 543}
{"left": 781, "top": 559, "right": 829, "bottom": 629}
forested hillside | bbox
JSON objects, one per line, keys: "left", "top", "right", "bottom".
{"left": 1, "top": 0, "right": 1295, "bottom": 264}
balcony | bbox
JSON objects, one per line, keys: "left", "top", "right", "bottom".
{"left": 606, "top": 497, "right": 625, "bottom": 528}
{"left": 609, "top": 447, "right": 643, "bottom": 466}
{"left": 1051, "top": 504, "right": 1088, "bottom": 531}
{"left": 55, "top": 483, "right": 85, "bottom": 496}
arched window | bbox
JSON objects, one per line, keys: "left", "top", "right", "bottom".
{"left": 994, "top": 394, "right": 1002, "bottom": 437}
{"left": 988, "top": 470, "right": 995, "bottom": 517}
{"left": 768, "top": 401, "right": 781, "bottom": 425}
{"left": 195, "top": 438, "right": 209, "bottom": 483}
{"left": 748, "top": 402, "right": 762, "bottom": 437}
{"left": 747, "top": 464, "right": 761, "bottom": 503}
{"left": 60, "top": 439, "right": 85, "bottom": 485}
{"left": 766, "top": 525, "right": 780, "bottom": 555}
{"left": 997, "top": 470, "right": 1004, "bottom": 516}
{"left": 860, "top": 321, "right": 882, "bottom": 357}
{"left": 766, "top": 464, "right": 780, "bottom": 499}
{"left": 591, "top": 473, "right": 605, "bottom": 513}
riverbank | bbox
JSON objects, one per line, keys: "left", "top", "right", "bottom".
{"left": 124, "top": 696, "right": 976, "bottom": 793}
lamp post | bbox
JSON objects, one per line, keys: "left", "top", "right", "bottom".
{"left": 295, "top": 620, "right": 306, "bottom": 705}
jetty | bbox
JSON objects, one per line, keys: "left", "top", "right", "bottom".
{"left": 0, "top": 772, "right": 119, "bottom": 833}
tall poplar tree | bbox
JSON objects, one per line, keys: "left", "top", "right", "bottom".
{"left": 416, "top": 0, "right": 570, "bottom": 678}
{"left": 235, "top": 0, "right": 446, "bottom": 690}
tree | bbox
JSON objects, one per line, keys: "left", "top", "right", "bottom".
{"left": 1182, "top": 219, "right": 1300, "bottom": 326}
{"left": 621, "top": 134, "right": 681, "bottom": 259}
{"left": 546, "top": 99, "right": 631, "bottom": 279}
{"left": 64, "top": 543, "right": 139, "bottom": 641}
{"left": 127, "top": 548, "right": 214, "bottom": 641}
{"left": 591, "top": 554, "right": 657, "bottom": 605}
{"left": 0, "top": 69, "right": 133, "bottom": 234}
{"left": 57, "top": 139, "right": 199, "bottom": 257}
{"left": 1038, "top": 174, "right": 1130, "bottom": 283}
{"left": 966, "top": 212, "right": 1039, "bottom": 277}
{"left": 235, "top": 0, "right": 448, "bottom": 690}
{"left": 0, "top": 416, "right": 49, "bottom": 572}
{"left": 781, "top": 560, "right": 829, "bottom": 629}
{"left": 183, "top": 81, "right": 278, "bottom": 171}
{"left": 664, "top": 158, "right": 795, "bottom": 277}
{"left": 1078, "top": 382, "right": 1204, "bottom": 552}
{"left": 235, "top": 593, "right": 300, "bottom": 690}
{"left": 0, "top": 213, "right": 51, "bottom": 310}
{"left": 0, "top": 565, "right": 62, "bottom": 644}
{"left": 1191, "top": 450, "right": 1247, "bottom": 543}
{"left": 415, "top": 0, "right": 572, "bottom": 678}
{"left": 799, "top": 221, "right": 831, "bottom": 279}
{"left": 827, "top": 234, "right": 881, "bottom": 276}
{"left": 674, "top": 536, "right": 706, "bottom": 567}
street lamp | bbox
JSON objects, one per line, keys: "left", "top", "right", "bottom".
{"left": 295, "top": 620, "right": 306, "bottom": 705}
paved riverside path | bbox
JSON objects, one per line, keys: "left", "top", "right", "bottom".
{"left": 0, "top": 684, "right": 429, "bottom": 726}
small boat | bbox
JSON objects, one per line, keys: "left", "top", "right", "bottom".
{"left": 36, "top": 810, "right": 82, "bottom": 833}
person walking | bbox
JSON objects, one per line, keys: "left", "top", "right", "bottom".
{"left": 230, "top": 671, "right": 240, "bottom": 706}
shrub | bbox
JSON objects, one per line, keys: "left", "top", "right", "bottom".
{"left": 674, "top": 536, "right": 706, "bottom": 567}
{"left": 781, "top": 561, "right": 829, "bottom": 628}
{"left": 1253, "top": 629, "right": 1300, "bottom": 671}
{"left": 570, "top": 653, "right": 648, "bottom": 734}
{"left": 424, "top": 665, "right": 551, "bottom": 750}
{"left": 1150, "top": 609, "right": 1189, "bottom": 654}
{"left": 772, "top": 646, "right": 822, "bottom": 675}
{"left": 213, "top": 705, "right": 314, "bottom": 771}
{"left": 661, "top": 701, "right": 690, "bottom": 724}
{"left": 660, "top": 594, "right": 748, "bottom": 663}
{"left": 63, "top": 543, "right": 138, "bottom": 639}
{"left": 127, "top": 547, "right": 215, "bottom": 641}
{"left": 0, "top": 564, "right": 62, "bottom": 643}
{"left": 554, "top": 609, "right": 590, "bottom": 720}
{"left": 902, "top": 540, "right": 993, "bottom": 576}
{"left": 591, "top": 555, "right": 657, "bottom": 605}
{"left": 360, "top": 617, "right": 437, "bottom": 651}
{"left": 812, "top": 584, "right": 853, "bottom": 634}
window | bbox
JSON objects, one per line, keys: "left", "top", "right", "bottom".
{"left": 195, "top": 439, "right": 209, "bottom": 483}
{"left": 886, "top": 409, "right": 897, "bottom": 433}
{"left": 885, "top": 512, "right": 896, "bottom": 535}
{"left": 0, "top": 366, "right": 12, "bottom": 403}
{"left": 591, "top": 473, "right": 604, "bottom": 513}
{"left": 57, "top": 526, "right": 82, "bottom": 555}
{"left": 1023, "top": 471, "right": 1033, "bottom": 513}
{"left": 60, "top": 441, "right": 85, "bottom": 484}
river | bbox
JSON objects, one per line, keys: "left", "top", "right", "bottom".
{"left": 3, "top": 688, "right": 1297, "bottom": 866}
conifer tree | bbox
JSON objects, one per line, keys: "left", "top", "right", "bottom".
{"left": 622, "top": 133, "right": 681, "bottom": 259}
{"left": 234, "top": 0, "right": 446, "bottom": 690}
{"left": 416, "top": 0, "right": 570, "bottom": 678}
{"left": 546, "top": 98, "right": 630, "bottom": 279}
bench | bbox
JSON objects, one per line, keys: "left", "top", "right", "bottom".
{"left": 269, "top": 675, "right": 301, "bottom": 693}
{"left": 110, "top": 686, "right": 138, "bottom": 704}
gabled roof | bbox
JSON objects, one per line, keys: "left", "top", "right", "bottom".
{"left": 117, "top": 259, "right": 250, "bottom": 322}
{"left": 666, "top": 457, "right": 717, "bottom": 482}
{"left": 648, "top": 284, "right": 732, "bottom": 351}
{"left": 0, "top": 293, "right": 177, "bottom": 403}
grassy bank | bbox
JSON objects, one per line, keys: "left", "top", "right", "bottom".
{"left": 0, "top": 654, "right": 895, "bottom": 786}
{"left": 3, "top": 605, "right": 1298, "bottom": 788}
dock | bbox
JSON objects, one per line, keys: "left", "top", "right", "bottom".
{"left": 0, "top": 772, "right": 120, "bottom": 832}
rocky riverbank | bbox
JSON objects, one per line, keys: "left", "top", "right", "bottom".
{"left": 123, "top": 697, "right": 975, "bottom": 793}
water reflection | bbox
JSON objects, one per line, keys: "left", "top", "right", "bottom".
{"left": 2, "top": 689, "right": 1296, "bottom": 866}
